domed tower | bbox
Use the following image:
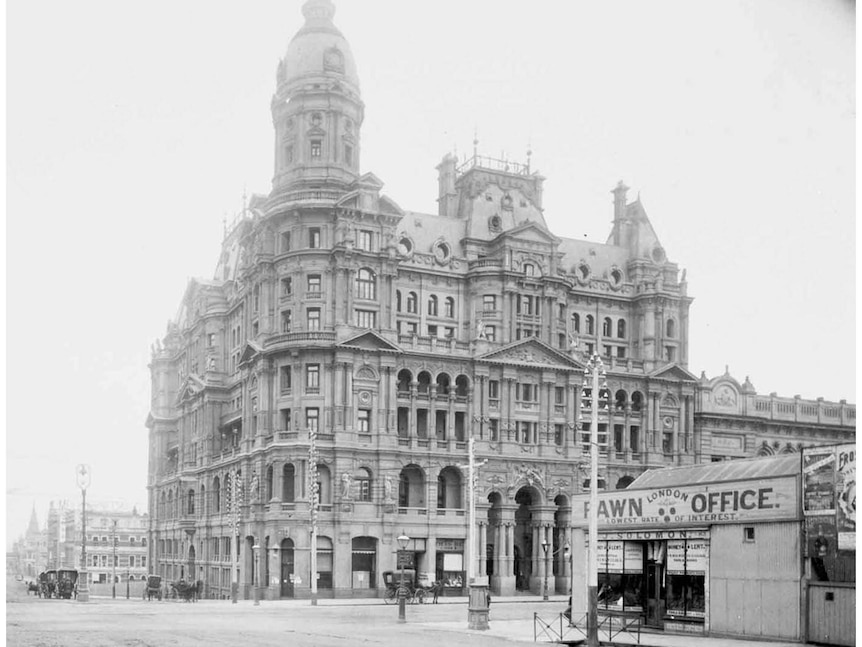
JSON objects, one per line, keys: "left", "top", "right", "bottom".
{"left": 271, "top": 0, "right": 364, "bottom": 197}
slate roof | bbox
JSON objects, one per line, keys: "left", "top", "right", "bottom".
{"left": 630, "top": 454, "right": 800, "bottom": 489}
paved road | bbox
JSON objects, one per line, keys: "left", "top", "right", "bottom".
{"left": 6, "top": 579, "right": 811, "bottom": 647}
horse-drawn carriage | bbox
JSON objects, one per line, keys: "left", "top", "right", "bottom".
{"left": 38, "top": 570, "right": 57, "bottom": 598}
{"left": 143, "top": 574, "right": 163, "bottom": 601}
{"left": 55, "top": 569, "right": 78, "bottom": 599}
{"left": 170, "top": 579, "right": 202, "bottom": 602}
{"left": 382, "top": 569, "right": 427, "bottom": 604}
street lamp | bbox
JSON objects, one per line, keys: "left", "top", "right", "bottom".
{"left": 112, "top": 520, "right": 118, "bottom": 599}
{"left": 581, "top": 353, "right": 611, "bottom": 647}
{"left": 541, "top": 538, "right": 550, "bottom": 601}
{"left": 396, "top": 533, "right": 410, "bottom": 623}
{"left": 75, "top": 464, "right": 91, "bottom": 603}
{"left": 252, "top": 543, "right": 260, "bottom": 606}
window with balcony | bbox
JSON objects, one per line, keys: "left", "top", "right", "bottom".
{"left": 307, "top": 274, "right": 321, "bottom": 297}
{"left": 444, "top": 297, "right": 455, "bottom": 318}
{"left": 483, "top": 295, "right": 496, "bottom": 312}
{"left": 310, "top": 140, "right": 322, "bottom": 158}
{"left": 280, "top": 231, "right": 291, "bottom": 253}
{"left": 281, "top": 277, "right": 292, "bottom": 296}
{"left": 489, "top": 380, "right": 500, "bottom": 400}
{"left": 280, "top": 366, "right": 292, "bottom": 392}
{"left": 307, "top": 308, "right": 321, "bottom": 331}
{"left": 428, "top": 295, "right": 439, "bottom": 316}
{"left": 407, "top": 292, "right": 418, "bottom": 314}
{"left": 280, "top": 408, "right": 292, "bottom": 431}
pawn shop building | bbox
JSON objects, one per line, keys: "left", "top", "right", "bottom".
{"left": 570, "top": 454, "right": 803, "bottom": 641}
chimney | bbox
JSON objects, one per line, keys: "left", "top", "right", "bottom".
{"left": 610, "top": 180, "right": 629, "bottom": 245}
{"left": 436, "top": 153, "right": 458, "bottom": 216}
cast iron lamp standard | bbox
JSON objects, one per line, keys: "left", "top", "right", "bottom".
{"left": 541, "top": 539, "right": 550, "bottom": 601}
{"left": 75, "top": 464, "right": 91, "bottom": 603}
{"left": 112, "top": 520, "right": 118, "bottom": 599}
{"left": 580, "top": 353, "right": 611, "bottom": 647}
{"left": 396, "top": 533, "right": 410, "bottom": 623}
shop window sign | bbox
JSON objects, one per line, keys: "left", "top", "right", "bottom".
{"left": 665, "top": 539, "right": 706, "bottom": 618}
{"left": 596, "top": 541, "right": 644, "bottom": 612}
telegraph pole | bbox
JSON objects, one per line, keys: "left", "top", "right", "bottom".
{"left": 309, "top": 427, "right": 319, "bottom": 606}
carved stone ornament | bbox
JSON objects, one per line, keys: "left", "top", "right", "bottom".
{"left": 715, "top": 386, "right": 737, "bottom": 407}
{"left": 513, "top": 463, "right": 544, "bottom": 490}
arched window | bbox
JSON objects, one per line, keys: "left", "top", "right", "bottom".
{"left": 444, "top": 297, "right": 455, "bottom": 318}
{"left": 437, "top": 467, "right": 463, "bottom": 509}
{"left": 631, "top": 391, "right": 643, "bottom": 413}
{"left": 602, "top": 317, "right": 613, "bottom": 337}
{"left": 396, "top": 369, "right": 412, "bottom": 394}
{"left": 407, "top": 292, "right": 418, "bottom": 314}
{"left": 395, "top": 290, "right": 402, "bottom": 312}
{"left": 213, "top": 477, "right": 221, "bottom": 511}
{"left": 428, "top": 295, "right": 438, "bottom": 316}
{"left": 617, "top": 319, "right": 626, "bottom": 339}
{"left": 455, "top": 374, "right": 469, "bottom": 397}
{"left": 355, "top": 268, "right": 376, "bottom": 300}
{"left": 436, "top": 373, "right": 451, "bottom": 395}
{"left": 417, "top": 371, "right": 431, "bottom": 395}
{"left": 398, "top": 465, "right": 426, "bottom": 508}
{"left": 615, "top": 390, "right": 628, "bottom": 411}
{"left": 666, "top": 319, "right": 676, "bottom": 338}
{"left": 200, "top": 484, "right": 206, "bottom": 516}
{"left": 586, "top": 315, "right": 595, "bottom": 335}
{"left": 316, "top": 464, "right": 332, "bottom": 505}
{"left": 571, "top": 313, "right": 580, "bottom": 333}
{"left": 524, "top": 263, "right": 535, "bottom": 277}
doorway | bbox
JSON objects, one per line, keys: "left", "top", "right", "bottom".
{"left": 645, "top": 561, "right": 664, "bottom": 627}
{"left": 280, "top": 539, "right": 294, "bottom": 598}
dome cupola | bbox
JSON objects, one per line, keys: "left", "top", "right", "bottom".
{"left": 271, "top": 0, "right": 364, "bottom": 196}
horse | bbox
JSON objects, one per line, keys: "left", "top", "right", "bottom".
{"left": 170, "top": 579, "right": 201, "bottom": 602}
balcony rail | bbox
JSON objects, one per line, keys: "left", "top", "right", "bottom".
{"left": 750, "top": 396, "right": 854, "bottom": 425}
{"left": 468, "top": 258, "right": 504, "bottom": 271}
{"left": 264, "top": 331, "right": 336, "bottom": 348}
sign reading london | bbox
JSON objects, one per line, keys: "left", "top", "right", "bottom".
{"left": 573, "top": 476, "right": 798, "bottom": 528}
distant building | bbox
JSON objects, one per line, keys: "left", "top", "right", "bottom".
{"left": 83, "top": 508, "right": 150, "bottom": 586}
{"left": 146, "top": 0, "right": 855, "bottom": 601}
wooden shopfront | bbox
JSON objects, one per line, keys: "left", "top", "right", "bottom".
{"left": 570, "top": 455, "right": 803, "bottom": 641}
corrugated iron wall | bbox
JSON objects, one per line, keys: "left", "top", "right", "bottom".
{"left": 807, "top": 583, "right": 855, "bottom": 646}
{"left": 709, "top": 522, "right": 801, "bottom": 640}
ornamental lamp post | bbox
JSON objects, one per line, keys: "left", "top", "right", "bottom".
{"left": 580, "top": 352, "right": 611, "bottom": 647}
{"left": 75, "top": 464, "right": 91, "bottom": 603}
{"left": 112, "top": 520, "right": 118, "bottom": 599}
{"left": 541, "top": 538, "right": 550, "bottom": 601}
{"left": 396, "top": 533, "right": 410, "bottom": 623}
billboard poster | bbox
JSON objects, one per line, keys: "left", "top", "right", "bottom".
{"left": 686, "top": 541, "right": 708, "bottom": 575}
{"left": 606, "top": 541, "right": 624, "bottom": 573}
{"left": 597, "top": 541, "right": 608, "bottom": 571}
{"left": 666, "top": 540, "right": 686, "bottom": 574}
{"left": 805, "top": 516, "right": 838, "bottom": 559}
{"left": 802, "top": 449, "right": 836, "bottom": 514}
{"left": 836, "top": 444, "right": 855, "bottom": 551}
{"left": 623, "top": 542, "right": 643, "bottom": 573}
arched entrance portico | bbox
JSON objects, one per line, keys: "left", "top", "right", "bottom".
{"left": 280, "top": 538, "right": 295, "bottom": 598}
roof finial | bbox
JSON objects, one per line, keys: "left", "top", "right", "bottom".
{"left": 473, "top": 126, "right": 479, "bottom": 160}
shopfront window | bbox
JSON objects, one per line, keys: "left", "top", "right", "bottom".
{"left": 597, "top": 541, "right": 644, "bottom": 612}
{"left": 665, "top": 539, "right": 706, "bottom": 618}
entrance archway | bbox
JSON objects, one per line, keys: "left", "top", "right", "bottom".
{"left": 514, "top": 487, "right": 540, "bottom": 591}
{"left": 280, "top": 538, "right": 295, "bottom": 598}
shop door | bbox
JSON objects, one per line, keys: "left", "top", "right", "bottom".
{"left": 280, "top": 540, "right": 294, "bottom": 598}
{"left": 645, "top": 562, "right": 664, "bottom": 628}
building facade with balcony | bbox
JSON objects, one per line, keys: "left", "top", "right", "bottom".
{"left": 145, "top": 0, "right": 855, "bottom": 600}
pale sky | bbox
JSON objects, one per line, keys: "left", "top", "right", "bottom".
{"left": 6, "top": 0, "right": 855, "bottom": 549}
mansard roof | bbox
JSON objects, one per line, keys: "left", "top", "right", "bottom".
{"left": 336, "top": 330, "right": 402, "bottom": 354}
{"left": 476, "top": 337, "right": 586, "bottom": 371}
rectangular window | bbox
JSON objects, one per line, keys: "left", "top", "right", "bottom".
{"left": 407, "top": 321, "right": 418, "bottom": 335}
{"left": 307, "top": 274, "right": 321, "bottom": 296}
{"left": 444, "top": 326, "right": 455, "bottom": 338}
{"left": 281, "top": 277, "right": 292, "bottom": 296}
{"left": 603, "top": 345, "right": 613, "bottom": 357}
{"left": 485, "top": 325, "right": 496, "bottom": 342}
{"left": 280, "top": 408, "right": 292, "bottom": 430}
{"left": 355, "top": 309, "right": 377, "bottom": 328}
{"left": 306, "top": 364, "right": 320, "bottom": 392}
{"left": 519, "top": 421, "right": 534, "bottom": 444}
{"left": 207, "top": 333, "right": 215, "bottom": 347}
{"left": 555, "top": 386, "right": 565, "bottom": 405}
{"left": 281, "top": 231, "right": 291, "bottom": 252}
{"left": 306, "top": 408, "right": 319, "bottom": 433}
{"left": 344, "top": 144, "right": 353, "bottom": 166}
{"left": 483, "top": 295, "right": 497, "bottom": 311}
{"left": 663, "top": 431, "right": 673, "bottom": 455}
{"left": 427, "top": 324, "right": 438, "bottom": 337}
{"left": 307, "top": 308, "right": 321, "bottom": 330}
{"left": 141, "top": 556, "right": 146, "bottom": 568}
{"left": 309, "top": 228, "right": 321, "bottom": 248}
{"left": 489, "top": 418, "right": 499, "bottom": 441}
{"left": 281, "top": 310, "right": 292, "bottom": 333}
{"left": 280, "top": 366, "right": 292, "bottom": 392}
{"left": 416, "top": 408, "right": 428, "bottom": 438}
{"left": 310, "top": 140, "right": 322, "bottom": 158}
{"left": 517, "top": 383, "right": 537, "bottom": 402}
{"left": 554, "top": 423, "right": 564, "bottom": 446}
{"left": 666, "top": 346, "right": 675, "bottom": 362}
{"left": 629, "top": 426, "right": 640, "bottom": 453}
{"left": 357, "top": 230, "right": 372, "bottom": 251}
{"left": 252, "top": 285, "right": 260, "bottom": 313}
{"left": 617, "top": 346, "right": 626, "bottom": 359}
{"left": 488, "top": 380, "right": 499, "bottom": 399}
{"left": 614, "top": 424, "right": 624, "bottom": 453}
{"left": 358, "top": 409, "right": 371, "bottom": 434}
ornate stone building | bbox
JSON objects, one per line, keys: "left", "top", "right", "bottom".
{"left": 146, "top": 0, "right": 854, "bottom": 600}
